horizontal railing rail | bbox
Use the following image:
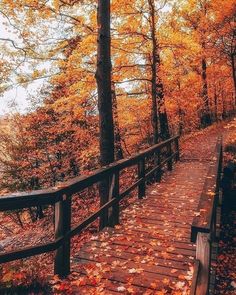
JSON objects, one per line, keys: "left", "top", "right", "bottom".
{"left": 0, "top": 135, "right": 180, "bottom": 277}
{"left": 190, "top": 137, "right": 223, "bottom": 295}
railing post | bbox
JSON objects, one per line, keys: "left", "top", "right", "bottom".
{"left": 167, "top": 142, "right": 173, "bottom": 171}
{"left": 175, "top": 137, "right": 180, "bottom": 161}
{"left": 211, "top": 194, "right": 219, "bottom": 242}
{"left": 154, "top": 149, "right": 162, "bottom": 182}
{"left": 108, "top": 171, "right": 120, "bottom": 227}
{"left": 195, "top": 232, "right": 211, "bottom": 295}
{"left": 138, "top": 157, "right": 145, "bottom": 198}
{"left": 54, "top": 194, "right": 71, "bottom": 277}
{"left": 99, "top": 178, "right": 110, "bottom": 230}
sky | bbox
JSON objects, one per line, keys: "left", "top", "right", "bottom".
{"left": 0, "top": 14, "right": 30, "bottom": 115}
{"left": 0, "top": 13, "right": 49, "bottom": 116}
{"left": 0, "top": 84, "right": 42, "bottom": 115}
{"left": 0, "top": 8, "right": 68, "bottom": 116}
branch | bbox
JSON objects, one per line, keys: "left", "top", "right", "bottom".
{"left": 111, "top": 44, "right": 149, "bottom": 55}
{"left": 113, "top": 64, "right": 151, "bottom": 70}
{"left": 47, "top": 6, "right": 94, "bottom": 33}
{"left": 0, "top": 38, "right": 27, "bottom": 54}
{"left": 115, "top": 78, "right": 151, "bottom": 84}
{"left": 0, "top": 10, "right": 23, "bottom": 35}
{"left": 116, "top": 91, "right": 148, "bottom": 97}
{"left": 0, "top": 38, "right": 27, "bottom": 71}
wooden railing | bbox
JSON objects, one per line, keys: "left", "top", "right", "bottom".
{"left": 190, "top": 137, "right": 223, "bottom": 295}
{"left": 0, "top": 135, "right": 180, "bottom": 277}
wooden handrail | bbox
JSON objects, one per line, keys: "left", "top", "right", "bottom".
{"left": 191, "top": 137, "right": 222, "bottom": 241}
{"left": 0, "top": 135, "right": 180, "bottom": 277}
{"left": 0, "top": 135, "right": 179, "bottom": 211}
{"left": 190, "top": 137, "right": 223, "bottom": 295}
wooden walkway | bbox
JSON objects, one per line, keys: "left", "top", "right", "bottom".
{"left": 2, "top": 122, "right": 234, "bottom": 294}
{"left": 70, "top": 138, "right": 219, "bottom": 293}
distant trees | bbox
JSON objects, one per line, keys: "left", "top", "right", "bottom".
{"left": 0, "top": 104, "right": 98, "bottom": 192}
{"left": 110, "top": 0, "right": 171, "bottom": 144}
{"left": 177, "top": 0, "right": 213, "bottom": 127}
{"left": 163, "top": 0, "right": 235, "bottom": 129}
{"left": 211, "top": 1, "right": 236, "bottom": 100}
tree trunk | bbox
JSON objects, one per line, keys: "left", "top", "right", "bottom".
{"left": 96, "top": 0, "right": 114, "bottom": 167}
{"left": 149, "top": 0, "right": 158, "bottom": 144}
{"left": 112, "top": 82, "right": 124, "bottom": 160}
{"left": 200, "top": 58, "right": 212, "bottom": 127}
{"left": 214, "top": 85, "right": 218, "bottom": 122}
{"left": 95, "top": 0, "right": 114, "bottom": 230}
{"left": 158, "top": 90, "right": 170, "bottom": 140}
{"left": 177, "top": 81, "right": 184, "bottom": 134}
{"left": 156, "top": 66, "right": 170, "bottom": 140}
{"left": 148, "top": 0, "right": 169, "bottom": 142}
{"left": 230, "top": 54, "right": 236, "bottom": 105}
{"left": 222, "top": 88, "right": 227, "bottom": 119}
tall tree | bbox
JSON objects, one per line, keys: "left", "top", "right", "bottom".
{"left": 200, "top": 0, "right": 212, "bottom": 127}
{"left": 111, "top": 82, "right": 124, "bottom": 160}
{"left": 148, "top": 0, "right": 170, "bottom": 141}
{"left": 95, "top": 0, "right": 115, "bottom": 229}
{"left": 148, "top": 0, "right": 159, "bottom": 144}
{"left": 96, "top": 0, "right": 114, "bottom": 166}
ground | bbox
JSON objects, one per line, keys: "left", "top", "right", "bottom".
{"left": 0, "top": 119, "right": 236, "bottom": 294}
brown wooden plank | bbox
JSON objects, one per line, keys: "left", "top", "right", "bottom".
{"left": 123, "top": 212, "right": 194, "bottom": 224}
{"left": 128, "top": 216, "right": 192, "bottom": 229}
{"left": 85, "top": 238, "right": 196, "bottom": 258}
{"left": 73, "top": 252, "right": 189, "bottom": 278}
{"left": 108, "top": 229, "right": 195, "bottom": 250}
{"left": 71, "top": 262, "right": 190, "bottom": 290}
{"left": 122, "top": 212, "right": 196, "bottom": 223}
{"left": 75, "top": 248, "right": 190, "bottom": 270}
{"left": 120, "top": 225, "right": 192, "bottom": 241}
{"left": 70, "top": 268, "right": 163, "bottom": 294}
{"left": 84, "top": 241, "right": 195, "bottom": 263}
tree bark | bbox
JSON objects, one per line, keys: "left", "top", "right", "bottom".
{"left": 230, "top": 54, "right": 236, "bottom": 105}
{"left": 95, "top": 0, "right": 114, "bottom": 230}
{"left": 148, "top": 0, "right": 169, "bottom": 142}
{"left": 200, "top": 57, "right": 212, "bottom": 127}
{"left": 148, "top": 0, "right": 159, "bottom": 144}
{"left": 158, "top": 83, "right": 170, "bottom": 140}
{"left": 112, "top": 82, "right": 124, "bottom": 160}
{"left": 177, "top": 81, "right": 184, "bottom": 134}
{"left": 96, "top": 0, "right": 114, "bottom": 167}
{"left": 214, "top": 84, "right": 218, "bottom": 122}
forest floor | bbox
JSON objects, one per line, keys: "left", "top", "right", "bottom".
{"left": 214, "top": 118, "right": 236, "bottom": 295}
{"left": 215, "top": 210, "right": 236, "bottom": 295}
{"left": 0, "top": 118, "right": 236, "bottom": 294}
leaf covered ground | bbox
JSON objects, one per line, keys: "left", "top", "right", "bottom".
{"left": 215, "top": 211, "right": 236, "bottom": 295}
{"left": 0, "top": 119, "right": 236, "bottom": 294}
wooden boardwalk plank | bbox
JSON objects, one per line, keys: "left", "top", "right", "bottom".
{"left": 70, "top": 160, "right": 211, "bottom": 293}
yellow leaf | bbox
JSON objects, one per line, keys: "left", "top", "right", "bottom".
{"left": 2, "top": 272, "right": 13, "bottom": 283}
